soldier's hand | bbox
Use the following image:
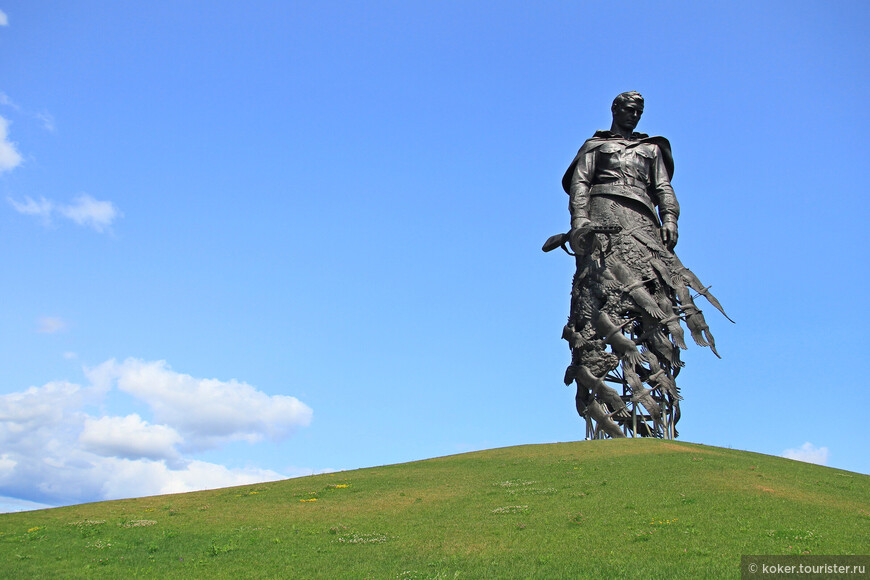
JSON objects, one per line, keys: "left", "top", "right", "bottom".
{"left": 569, "top": 219, "right": 593, "bottom": 253}
{"left": 661, "top": 221, "right": 678, "bottom": 250}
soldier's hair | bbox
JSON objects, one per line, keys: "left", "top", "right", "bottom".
{"left": 611, "top": 91, "right": 644, "bottom": 112}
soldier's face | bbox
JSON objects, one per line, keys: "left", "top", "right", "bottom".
{"left": 613, "top": 103, "right": 643, "bottom": 131}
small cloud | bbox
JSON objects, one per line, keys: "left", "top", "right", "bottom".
{"left": 63, "top": 352, "right": 78, "bottom": 360}
{"left": 0, "top": 10, "right": 8, "bottom": 27}
{"left": 0, "top": 115, "right": 23, "bottom": 174}
{"left": 8, "top": 196, "right": 54, "bottom": 224}
{"left": 37, "top": 317, "right": 66, "bottom": 334}
{"left": 782, "top": 442, "right": 829, "bottom": 466}
{"left": 35, "top": 112, "right": 55, "bottom": 132}
{"left": 0, "top": 94, "right": 54, "bottom": 132}
{"left": 8, "top": 194, "right": 121, "bottom": 232}
{"left": 58, "top": 194, "right": 121, "bottom": 232}
{"left": 0, "top": 93, "right": 17, "bottom": 109}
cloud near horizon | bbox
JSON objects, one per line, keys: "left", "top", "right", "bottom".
{"left": 8, "top": 194, "right": 121, "bottom": 232}
{"left": 0, "top": 359, "right": 313, "bottom": 508}
{"left": 781, "top": 442, "right": 829, "bottom": 466}
{"left": 86, "top": 359, "right": 313, "bottom": 450}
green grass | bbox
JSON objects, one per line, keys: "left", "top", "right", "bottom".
{"left": 1, "top": 439, "right": 868, "bottom": 579}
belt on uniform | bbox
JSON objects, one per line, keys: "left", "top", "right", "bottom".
{"left": 589, "top": 183, "right": 657, "bottom": 219}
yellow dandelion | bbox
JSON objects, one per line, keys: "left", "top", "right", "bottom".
{"left": 27, "top": 526, "right": 41, "bottom": 532}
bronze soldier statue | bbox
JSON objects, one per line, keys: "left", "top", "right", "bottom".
{"left": 545, "top": 91, "right": 731, "bottom": 439}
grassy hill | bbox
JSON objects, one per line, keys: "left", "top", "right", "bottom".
{"left": 1, "top": 439, "right": 868, "bottom": 579}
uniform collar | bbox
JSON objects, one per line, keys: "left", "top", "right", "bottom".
{"left": 592, "top": 130, "right": 650, "bottom": 141}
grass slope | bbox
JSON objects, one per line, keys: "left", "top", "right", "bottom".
{"left": 1, "top": 439, "right": 868, "bottom": 579}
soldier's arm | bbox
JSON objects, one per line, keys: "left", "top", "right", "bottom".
{"left": 569, "top": 147, "right": 597, "bottom": 231}
{"left": 651, "top": 148, "right": 679, "bottom": 249}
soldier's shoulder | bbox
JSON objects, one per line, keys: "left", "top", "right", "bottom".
{"left": 637, "top": 135, "right": 674, "bottom": 179}
{"left": 579, "top": 131, "right": 615, "bottom": 151}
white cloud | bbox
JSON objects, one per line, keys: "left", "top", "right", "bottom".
{"left": 96, "top": 458, "right": 286, "bottom": 500}
{"left": 8, "top": 194, "right": 121, "bottom": 232}
{"left": 35, "top": 112, "right": 55, "bottom": 132}
{"left": 0, "top": 380, "right": 84, "bottom": 439}
{"left": 0, "top": 454, "right": 16, "bottom": 474}
{"left": 0, "top": 10, "right": 8, "bottom": 27}
{"left": 0, "top": 93, "right": 18, "bottom": 108}
{"left": 0, "top": 93, "right": 54, "bottom": 131}
{"left": 58, "top": 194, "right": 120, "bottom": 232}
{"left": 88, "top": 358, "right": 313, "bottom": 449}
{"left": 79, "top": 414, "right": 183, "bottom": 463}
{"left": 8, "top": 195, "right": 53, "bottom": 220}
{"left": 0, "top": 116, "right": 23, "bottom": 173}
{"left": 37, "top": 316, "right": 66, "bottom": 334}
{"left": 0, "top": 359, "right": 314, "bottom": 508}
{"left": 782, "top": 442, "right": 829, "bottom": 466}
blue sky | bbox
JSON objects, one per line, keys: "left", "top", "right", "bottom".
{"left": 0, "top": 1, "right": 868, "bottom": 512}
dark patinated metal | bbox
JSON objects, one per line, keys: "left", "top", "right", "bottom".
{"left": 546, "top": 91, "right": 732, "bottom": 439}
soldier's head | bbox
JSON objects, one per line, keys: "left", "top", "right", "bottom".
{"left": 611, "top": 91, "right": 644, "bottom": 132}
